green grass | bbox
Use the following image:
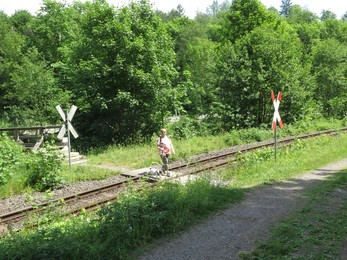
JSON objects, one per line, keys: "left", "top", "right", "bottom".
{"left": 1, "top": 132, "right": 347, "bottom": 259}
{"left": 223, "top": 134, "right": 347, "bottom": 189}
{"left": 87, "top": 143, "right": 160, "bottom": 169}
{"left": 0, "top": 164, "right": 121, "bottom": 198}
{"left": 60, "top": 165, "right": 122, "bottom": 183}
{"left": 240, "top": 169, "right": 347, "bottom": 259}
{"left": 231, "top": 134, "right": 347, "bottom": 258}
{"left": 0, "top": 172, "right": 31, "bottom": 197}
{"left": 86, "top": 133, "right": 232, "bottom": 169}
{"left": 0, "top": 179, "right": 245, "bottom": 259}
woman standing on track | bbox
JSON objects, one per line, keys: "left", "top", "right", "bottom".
{"left": 157, "top": 128, "right": 175, "bottom": 176}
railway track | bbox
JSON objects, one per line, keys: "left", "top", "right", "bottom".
{"left": 0, "top": 175, "right": 142, "bottom": 233}
{"left": 1, "top": 127, "right": 346, "bottom": 235}
{"left": 170, "top": 127, "right": 347, "bottom": 173}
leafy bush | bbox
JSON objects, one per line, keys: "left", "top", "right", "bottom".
{"left": 225, "top": 128, "right": 273, "bottom": 146}
{"left": 25, "top": 144, "right": 64, "bottom": 191}
{"left": 237, "top": 148, "right": 274, "bottom": 163}
{"left": 224, "top": 131, "right": 243, "bottom": 146}
{"left": 239, "top": 128, "right": 273, "bottom": 142}
{"left": 167, "top": 116, "right": 209, "bottom": 140}
{"left": 0, "top": 133, "right": 24, "bottom": 185}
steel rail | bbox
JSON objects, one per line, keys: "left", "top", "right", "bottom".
{"left": 0, "top": 175, "right": 141, "bottom": 224}
{"left": 170, "top": 127, "right": 347, "bottom": 172}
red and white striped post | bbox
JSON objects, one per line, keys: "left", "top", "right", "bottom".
{"left": 271, "top": 92, "right": 284, "bottom": 160}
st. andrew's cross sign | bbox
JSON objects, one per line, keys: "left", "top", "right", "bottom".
{"left": 56, "top": 105, "right": 79, "bottom": 170}
{"left": 56, "top": 105, "right": 79, "bottom": 140}
{"left": 271, "top": 92, "right": 283, "bottom": 160}
{"left": 271, "top": 92, "right": 283, "bottom": 130}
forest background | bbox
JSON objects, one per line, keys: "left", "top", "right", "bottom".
{"left": 0, "top": 0, "right": 347, "bottom": 151}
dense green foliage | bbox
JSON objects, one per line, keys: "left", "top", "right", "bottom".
{"left": 0, "top": 0, "right": 346, "bottom": 148}
{"left": 0, "top": 135, "right": 63, "bottom": 191}
{"left": 25, "top": 145, "right": 64, "bottom": 191}
{"left": 0, "top": 134, "right": 24, "bottom": 185}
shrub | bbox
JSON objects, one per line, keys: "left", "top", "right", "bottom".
{"left": 224, "top": 130, "right": 242, "bottom": 146}
{"left": 225, "top": 128, "right": 273, "bottom": 146}
{"left": 237, "top": 148, "right": 274, "bottom": 163}
{"left": 167, "top": 116, "right": 209, "bottom": 140}
{"left": 0, "top": 133, "right": 24, "bottom": 185}
{"left": 238, "top": 128, "right": 273, "bottom": 142}
{"left": 25, "top": 144, "right": 64, "bottom": 191}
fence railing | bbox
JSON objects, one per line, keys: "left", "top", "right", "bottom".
{"left": 0, "top": 125, "right": 61, "bottom": 151}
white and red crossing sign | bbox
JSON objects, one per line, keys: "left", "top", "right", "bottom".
{"left": 271, "top": 92, "right": 283, "bottom": 130}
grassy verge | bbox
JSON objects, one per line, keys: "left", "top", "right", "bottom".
{"left": 224, "top": 134, "right": 347, "bottom": 188}
{"left": 60, "top": 165, "right": 122, "bottom": 183}
{"left": 0, "top": 133, "right": 347, "bottom": 259}
{"left": 86, "top": 133, "right": 233, "bottom": 169}
{"left": 0, "top": 164, "right": 121, "bottom": 198}
{"left": 240, "top": 169, "right": 347, "bottom": 259}
{"left": 86, "top": 118, "right": 347, "bottom": 169}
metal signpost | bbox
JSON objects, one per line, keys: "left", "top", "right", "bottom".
{"left": 56, "top": 105, "right": 79, "bottom": 172}
{"left": 271, "top": 92, "right": 283, "bottom": 160}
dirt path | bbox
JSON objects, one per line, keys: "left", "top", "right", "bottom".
{"left": 138, "top": 158, "right": 347, "bottom": 260}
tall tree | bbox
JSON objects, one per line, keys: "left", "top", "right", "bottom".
{"left": 58, "top": 0, "right": 178, "bottom": 146}
{"left": 286, "top": 4, "right": 318, "bottom": 24}
{"left": 0, "top": 12, "right": 24, "bottom": 117}
{"left": 156, "top": 4, "right": 186, "bottom": 22}
{"left": 217, "top": 21, "right": 315, "bottom": 128}
{"left": 32, "top": 0, "right": 81, "bottom": 63}
{"left": 9, "top": 10, "right": 36, "bottom": 42}
{"left": 280, "top": 0, "right": 292, "bottom": 17}
{"left": 311, "top": 38, "right": 347, "bottom": 118}
{"left": 222, "top": 0, "right": 277, "bottom": 43}
{"left": 3, "top": 48, "right": 71, "bottom": 125}
{"left": 319, "top": 18, "right": 347, "bottom": 43}
{"left": 6, "top": 48, "right": 71, "bottom": 125}
{"left": 320, "top": 10, "right": 337, "bottom": 21}
{"left": 342, "top": 12, "right": 347, "bottom": 21}
{"left": 167, "top": 18, "right": 218, "bottom": 116}
{"left": 285, "top": 5, "right": 322, "bottom": 57}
